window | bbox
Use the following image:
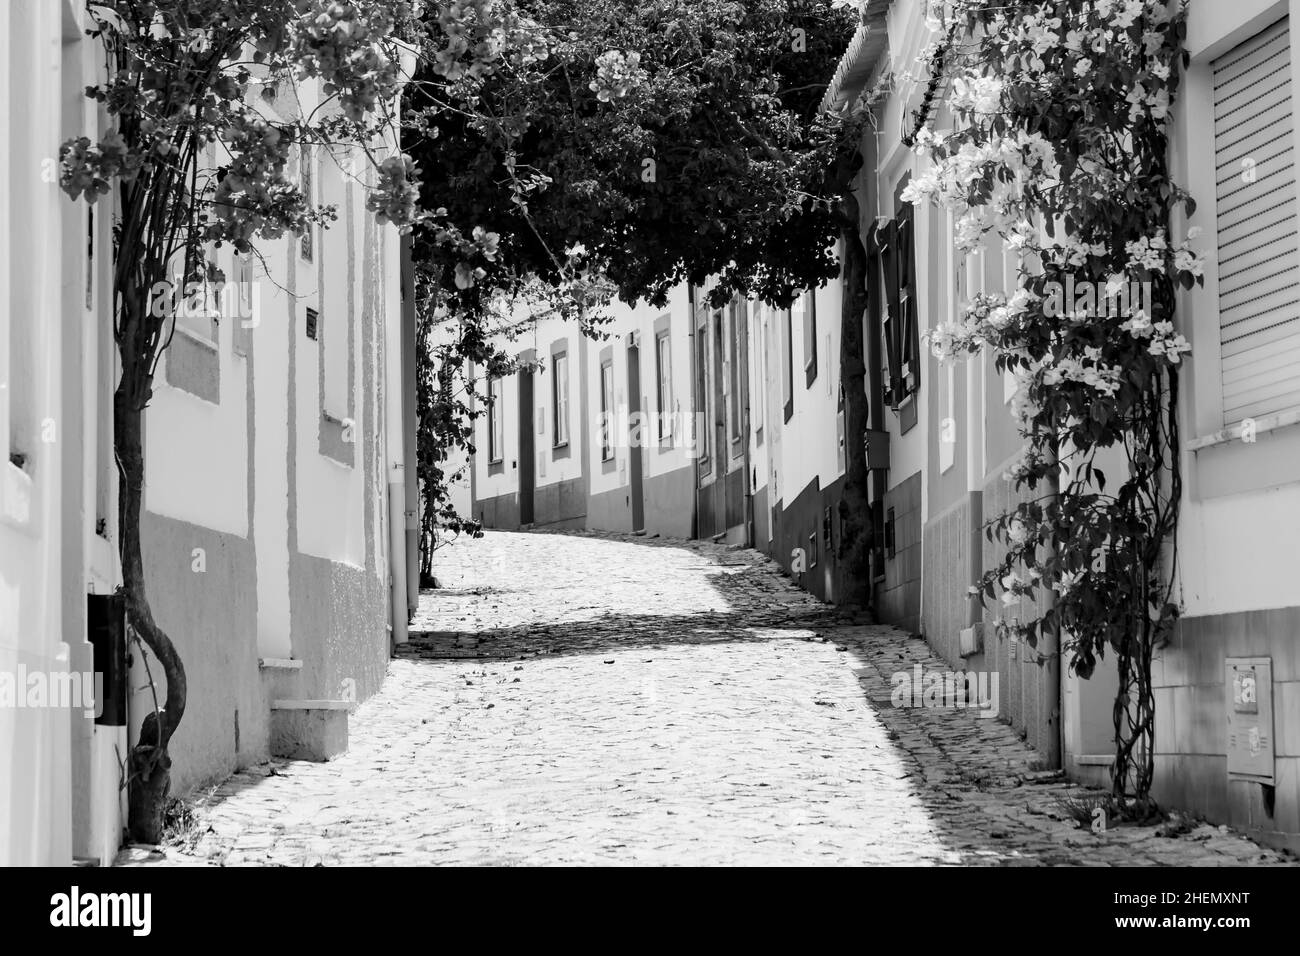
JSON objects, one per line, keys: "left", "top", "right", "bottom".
{"left": 728, "top": 302, "right": 741, "bottom": 445}
{"left": 552, "top": 351, "right": 569, "bottom": 447}
{"left": 655, "top": 332, "right": 672, "bottom": 439}
{"left": 881, "top": 198, "right": 921, "bottom": 408}
{"left": 233, "top": 254, "right": 253, "bottom": 357}
{"left": 782, "top": 304, "right": 794, "bottom": 421}
{"left": 85, "top": 206, "right": 95, "bottom": 310}
{"left": 299, "top": 144, "right": 314, "bottom": 262}
{"left": 798, "top": 290, "right": 817, "bottom": 383}
{"left": 305, "top": 307, "right": 318, "bottom": 341}
{"left": 836, "top": 385, "right": 846, "bottom": 473}
{"left": 694, "top": 326, "right": 710, "bottom": 466}
{"left": 487, "top": 376, "right": 504, "bottom": 463}
{"left": 808, "top": 531, "right": 819, "bottom": 568}
{"left": 885, "top": 507, "right": 896, "bottom": 558}
{"left": 600, "top": 360, "right": 614, "bottom": 461}
{"left": 898, "top": 208, "right": 920, "bottom": 399}
{"left": 1211, "top": 16, "right": 1300, "bottom": 426}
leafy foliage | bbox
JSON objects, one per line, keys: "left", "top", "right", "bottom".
{"left": 905, "top": 0, "right": 1197, "bottom": 812}
{"left": 403, "top": 0, "right": 863, "bottom": 551}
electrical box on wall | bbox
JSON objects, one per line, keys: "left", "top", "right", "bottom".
{"left": 864, "top": 429, "right": 890, "bottom": 471}
{"left": 1225, "top": 657, "right": 1274, "bottom": 784}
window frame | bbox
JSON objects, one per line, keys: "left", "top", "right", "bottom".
{"left": 694, "top": 320, "right": 711, "bottom": 472}
{"left": 782, "top": 303, "right": 794, "bottom": 422}
{"left": 655, "top": 329, "right": 673, "bottom": 441}
{"left": 1174, "top": 5, "right": 1300, "bottom": 499}
{"left": 552, "top": 350, "right": 569, "bottom": 448}
{"left": 800, "top": 289, "right": 818, "bottom": 385}
{"left": 599, "top": 359, "right": 615, "bottom": 462}
{"left": 727, "top": 301, "right": 742, "bottom": 448}
{"left": 299, "top": 143, "right": 314, "bottom": 262}
{"left": 487, "top": 376, "right": 504, "bottom": 464}
{"left": 880, "top": 192, "right": 921, "bottom": 411}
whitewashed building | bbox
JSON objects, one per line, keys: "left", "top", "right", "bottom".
{"left": 821, "top": 0, "right": 1300, "bottom": 850}
{"left": 0, "top": 0, "right": 416, "bottom": 865}
{"left": 472, "top": 288, "right": 698, "bottom": 539}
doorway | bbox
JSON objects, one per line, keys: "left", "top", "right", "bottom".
{"left": 626, "top": 338, "right": 645, "bottom": 533}
{"left": 518, "top": 367, "right": 535, "bottom": 526}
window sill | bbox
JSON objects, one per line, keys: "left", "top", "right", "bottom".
{"left": 552, "top": 440, "right": 569, "bottom": 450}
{"left": 1188, "top": 414, "right": 1300, "bottom": 500}
{"left": 1186, "top": 409, "right": 1300, "bottom": 451}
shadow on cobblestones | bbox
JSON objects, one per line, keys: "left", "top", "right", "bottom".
{"left": 116, "top": 530, "right": 1295, "bottom": 866}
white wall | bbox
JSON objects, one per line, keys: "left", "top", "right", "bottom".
{"left": 1171, "top": 0, "right": 1300, "bottom": 617}
{"left": 0, "top": 0, "right": 75, "bottom": 867}
{"left": 294, "top": 151, "right": 368, "bottom": 569}
{"left": 148, "top": 287, "right": 250, "bottom": 537}
{"left": 773, "top": 275, "right": 846, "bottom": 505}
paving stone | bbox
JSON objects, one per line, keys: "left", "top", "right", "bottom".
{"left": 116, "top": 530, "right": 1295, "bottom": 867}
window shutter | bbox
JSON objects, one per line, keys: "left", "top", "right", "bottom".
{"left": 880, "top": 221, "right": 901, "bottom": 406}
{"left": 899, "top": 207, "right": 920, "bottom": 398}
{"left": 1213, "top": 16, "right": 1300, "bottom": 425}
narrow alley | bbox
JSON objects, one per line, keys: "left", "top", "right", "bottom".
{"left": 122, "top": 532, "right": 1290, "bottom": 867}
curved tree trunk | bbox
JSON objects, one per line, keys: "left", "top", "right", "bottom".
{"left": 836, "top": 198, "right": 874, "bottom": 613}
{"left": 116, "top": 279, "right": 187, "bottom": 844}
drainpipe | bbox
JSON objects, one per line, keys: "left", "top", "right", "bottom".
{"left": 384, "top": 192, "right": 409, "bottom": 647}
{"left": 383, "top": 48, "right": 420, "bottom": 648}
{"left": 401, "top": 234, "right": 420, "bottom": 616}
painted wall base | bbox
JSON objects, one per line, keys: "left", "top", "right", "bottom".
{"left": 138, "top": 511, "right": 267, "bottom": 796}
{"left": 1152, "top": 605, "right": 1300, "bottom": 853}
{"left": 768, "top": 474, "right": 845, "bottom": 604}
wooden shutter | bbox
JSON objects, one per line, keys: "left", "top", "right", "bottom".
{"left": 1213, "top": 16, "right": 1300, "bottom": 425}
{"left": 898, "top": 204, "right": 920, "bottom": 398}
{"left": 880, "top": 221, "right": 900, "bottom": 406}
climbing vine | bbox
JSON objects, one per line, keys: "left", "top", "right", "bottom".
{"left": 904, "top": 0, "right": 1201, "bottom": 816}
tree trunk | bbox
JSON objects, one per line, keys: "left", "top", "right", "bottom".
{"left": 836, "top": 201, "right": 874, "bottom": 613}
{"left": 116, "top": 280, "right": 187, "bottom": 844}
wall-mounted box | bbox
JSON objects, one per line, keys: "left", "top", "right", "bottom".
{"left": 864, "top": 428, "right": 890, "bottom": 470}
{"left": 1225, "top": 656, "right": 1274, "bottom": 784}
{"left": 959, "top": 623, "right": 983, "bottom": 658}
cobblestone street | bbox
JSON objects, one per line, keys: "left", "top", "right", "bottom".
{"left": 125, "top": 531, "right": 1293, "bottom": 866}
